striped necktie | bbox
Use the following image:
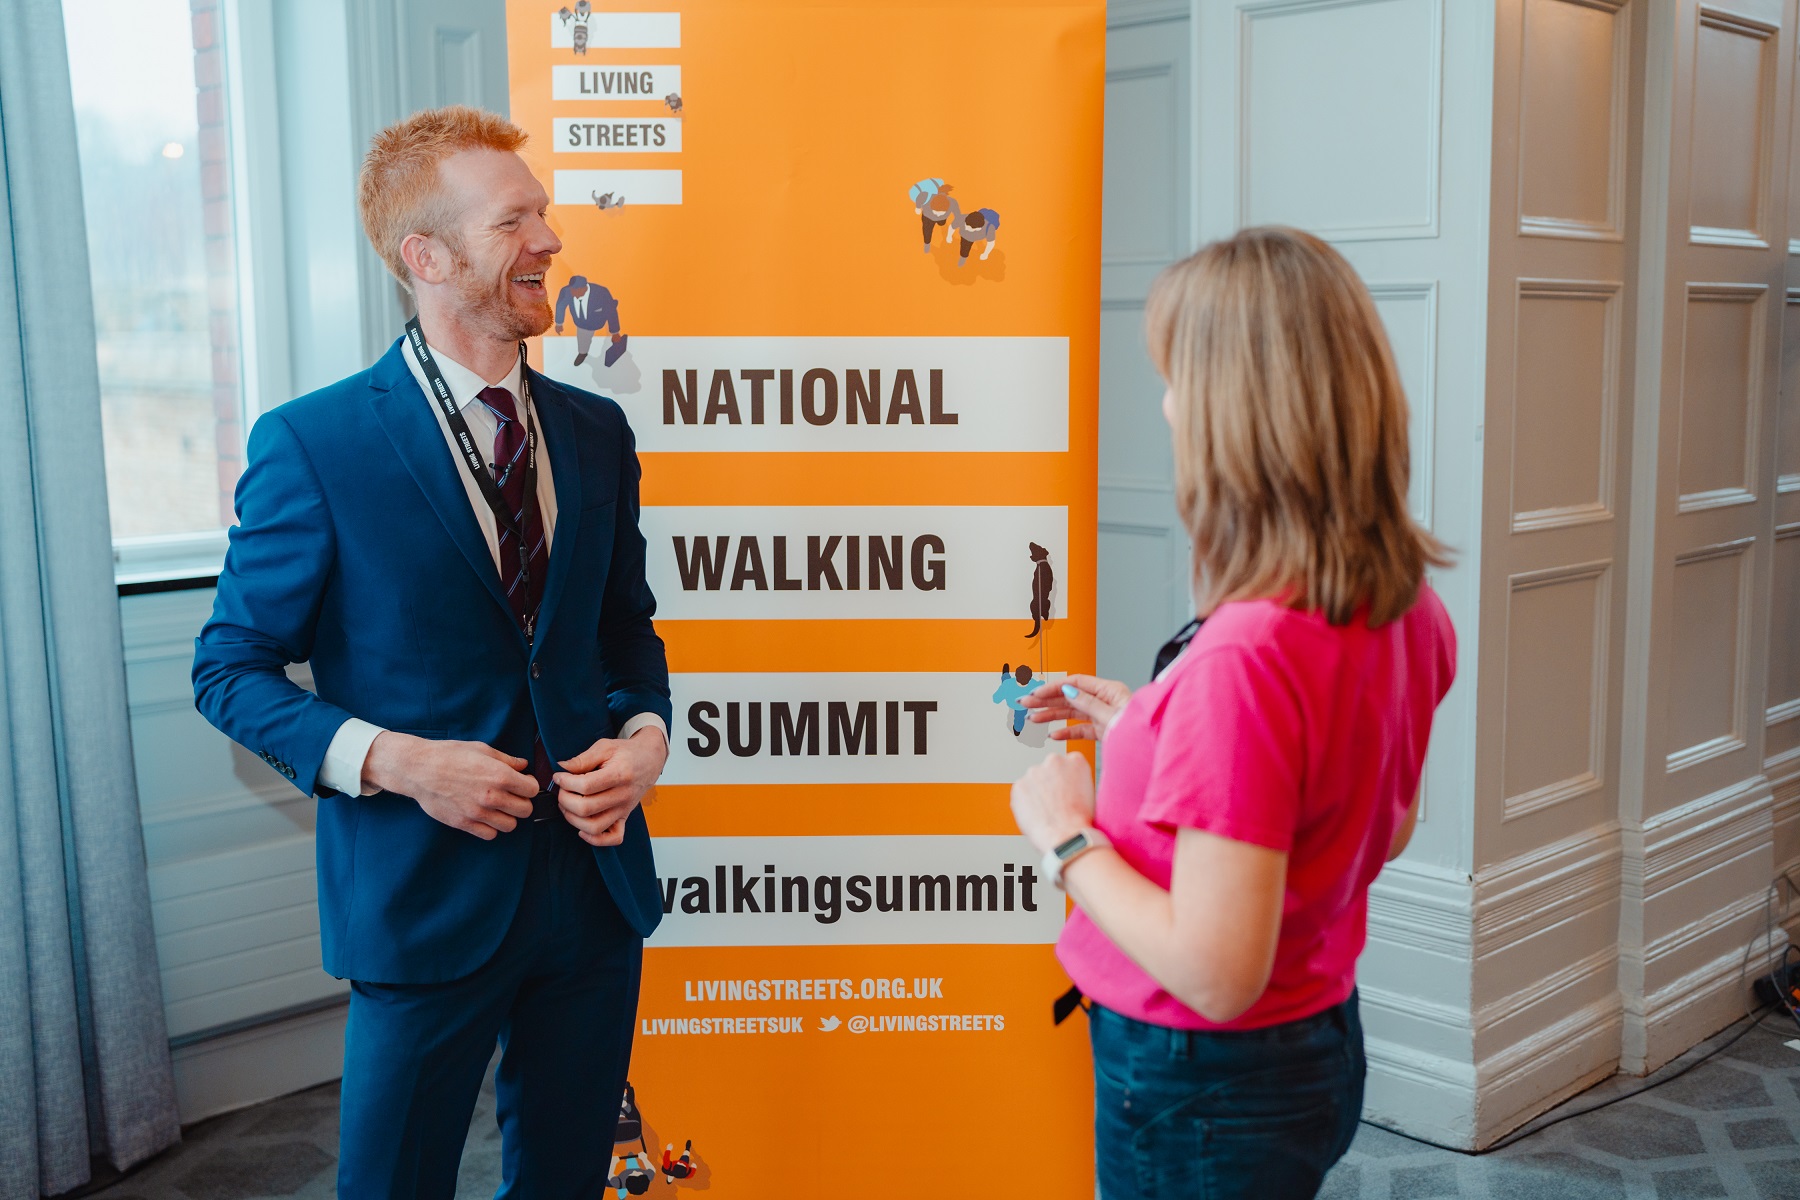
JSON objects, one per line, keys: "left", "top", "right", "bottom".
{"left": 477, "top": 385, "right": 553, "bottom": 792}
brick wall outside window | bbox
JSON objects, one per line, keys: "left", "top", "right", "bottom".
{"left": 190, "top": 0, "right": 242, "bottom": 528}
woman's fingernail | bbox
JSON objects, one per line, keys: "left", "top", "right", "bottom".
{"left": 1062, "top": 684, "right": 1080, "bottom": 699}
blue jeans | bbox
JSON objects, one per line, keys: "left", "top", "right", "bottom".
{"left": 1089, "top": 992, "right": 1364, "bottom": 1199}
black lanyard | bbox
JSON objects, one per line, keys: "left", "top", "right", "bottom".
{"left": 405, "top": 316, "right": 540, "bottom": 640}
{"left": 1152, "top": 617, "right": 1202, "bottom": 680}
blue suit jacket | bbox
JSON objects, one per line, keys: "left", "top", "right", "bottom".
{"left": 193, "top": 338, "right": 672, "bottom": 985}
{"left": 554, "top": 283, "right": 621, "bottom": 335}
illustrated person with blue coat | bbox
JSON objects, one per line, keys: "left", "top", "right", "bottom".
{"left": 910, "top": 176, "right": 962, "bottom": 252}
{"left": 994, "top": 663, "right": 1040, "bottom": 735}
{"left": 192, "top": 107, "right": 671, "bottom": 1200}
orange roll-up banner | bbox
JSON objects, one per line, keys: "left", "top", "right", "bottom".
{"left": 508, "top": 2, "right": 1101, "bottom": 1193}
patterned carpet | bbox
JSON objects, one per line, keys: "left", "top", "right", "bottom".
{"left": 69, "top": 1016, "right": 1800, "bottom": 1199}
{"left": 1321, "top": 1016, "right": 1800, "bottom": 1200}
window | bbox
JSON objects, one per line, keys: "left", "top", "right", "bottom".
{"left": 65, "top": 0, "right": 245, "bottom": 572}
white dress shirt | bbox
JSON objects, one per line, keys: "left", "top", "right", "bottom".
{"left": 315, "top": 337, "right": 667, "bottom": 797}
{"left": 571, "top": 290, "right": 589, "bottom": 321}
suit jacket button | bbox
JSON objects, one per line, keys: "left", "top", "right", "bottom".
{"left": 531, "top": 663, "right": 542, "bottom": 680}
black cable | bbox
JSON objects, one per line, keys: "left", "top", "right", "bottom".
{"left": 1359, "top": 1003, "right": 1779, "bottom": 1156}
{"left": 1359, "top": 867, "right": 1800, "bottom": 1157}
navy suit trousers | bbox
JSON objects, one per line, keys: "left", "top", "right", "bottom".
{"left": 336, "top": 817, "right": 642, "bottom": 1200}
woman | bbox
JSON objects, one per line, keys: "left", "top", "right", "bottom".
{"left": 1010, "top": 227, "right": 1456, "bottom": 1199}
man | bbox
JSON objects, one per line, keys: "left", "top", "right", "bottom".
{"left": 958, "top": 206, "right": 1000, "bottom": 266}
{"left": 192, "top": 106, "right": 670, "bottom": 1199}
{"left": 554, "top": 273, "right": 626, "bottom": 367}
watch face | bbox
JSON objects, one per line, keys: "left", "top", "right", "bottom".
{"left": 1053, "top": 832, "right": 1089, "bottom": 859}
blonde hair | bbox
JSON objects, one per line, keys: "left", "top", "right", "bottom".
{"left": 1145, "top": 226, "right": 1450, "bottom": 626}
{"left": 358, "top": 106, "right": 529, "bottom": 290}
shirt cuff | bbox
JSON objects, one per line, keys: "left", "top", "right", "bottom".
{"left": 618, "top": 712, "right": 669, "bottom": 744}
{"left": 317, "top": 717, "right": 386, "bottom": 797}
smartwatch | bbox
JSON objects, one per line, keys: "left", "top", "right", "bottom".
{"left": 1042, "top": 827, "right": 1111, "bottom": 891}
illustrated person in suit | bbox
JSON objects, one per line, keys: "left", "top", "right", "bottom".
{"left": 192, "top": 106, "right": 672, "bottom": 1200}
{"left": 554, "top": 274, "right": 627, "bottom": 367}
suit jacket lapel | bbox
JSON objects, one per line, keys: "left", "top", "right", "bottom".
{"left": 532, "top": 370, "right": 583, "bottom": 643}
{"left": 365, "top": 340, "right": 519, "bottom": 627}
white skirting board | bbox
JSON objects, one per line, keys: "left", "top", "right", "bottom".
{"left": 171, "top": 1001, "right": 347, "bottom": 1125}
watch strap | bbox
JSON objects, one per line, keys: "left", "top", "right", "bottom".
{"left": 1043, "top": 827, "right": 1111, "bottom": 890}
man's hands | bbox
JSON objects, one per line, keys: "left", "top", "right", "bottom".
{"left": 363, "top": 731, "right": 537, "bottom": 840}
{"left": 555, "top": 726, "right": 669, "bottom": 847}
{"left": 360, "top": 725, "right": 670, "bottom": 846}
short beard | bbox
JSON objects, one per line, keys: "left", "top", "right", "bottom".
{"left": 445, "top": 240, "right": 552, "bottom": 343}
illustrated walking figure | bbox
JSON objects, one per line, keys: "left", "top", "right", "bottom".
{"left": 958, "top": 207, "right": 1001, "bottom": 266}
{"left": 608, "top": 1083, "right": 654, "bottom": 1196}
{"left": 994, "top": 663, "right": 1039, "bottom": 736}
{"left": 909, "top": 177, "right": 962, "bottom": 254}
{"left": 608, "top": 1082, "right": 699, "bottom": 1194}
{"left": 663, "top": 1141, "right": 697, "bottom": 1182}
{"left": 1026, "top": 542, "right": 1055, "bottom": 672}
{"left": 554, "top": 274, "right": 628, "bottom": 367}
{"left": 665, "top": 92, "right": 683, "bottom": 114}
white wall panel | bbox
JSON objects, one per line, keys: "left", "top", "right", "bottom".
{"left": 122, "top": 588, "right": 346, "bottom": 1091}
{"left": 1677, "top": 286, "right": 1766, "bottom": 510}
{"left": 1767, "top": 525, "right": 1800, "bottom": 761}
{"left": 1517, "top": 0, "right": 1628, "bottom": 240}
{"left": 1103, "top": 68, "right": 1182, "bottom": 264}
{"left": 1239, "top": 0, "right": 1443, "bottom": 239}
{"left": 1097, "top": 518, "right": 1182, "bottom": 690}
{"left": 1510, "top": 282, "right": 1620, "bottom": 530}
{"left": 1778, "top": 290, "right": 1800, "bottom": 489}
{"left": 1501, "top": 564, "right": 1610, "bottom": 820}
{"left": 1367, "top": 281, "right": 1439, "bottom": 525}
{"left": 1666, "top": 541, "right": 1753, "bottom": 770}
{"left": 1097, "top": 304, "right": 1174, "bottom": 492}
{"left": 1689, "top": 9, "right": 1777, "bottom": 245}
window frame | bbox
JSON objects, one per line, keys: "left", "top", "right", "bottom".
{"left": 108, "top": 0, "right": 292, "bottom": 586}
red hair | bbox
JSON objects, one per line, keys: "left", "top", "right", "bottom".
{"left": 358, "top": 106, "right": 528, "bottom": 289}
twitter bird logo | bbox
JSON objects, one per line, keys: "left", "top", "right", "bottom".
{"left": 819, "top": 1016, "right": 841, "bottom": 1032}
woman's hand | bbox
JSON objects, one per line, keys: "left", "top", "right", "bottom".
{"left": 1019, "top": 674, "right": 1132, "bottom": 742}
{"left": 1010, "top": 754, "right": 1098, "bottom": 854}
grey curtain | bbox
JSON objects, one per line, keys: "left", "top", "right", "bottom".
{"left": 0, "top": 3, "right": 182, "bottom": 1195}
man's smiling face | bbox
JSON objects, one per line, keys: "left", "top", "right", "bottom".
{"left": 435, "top": 148, "right": 562, "bottom": 341}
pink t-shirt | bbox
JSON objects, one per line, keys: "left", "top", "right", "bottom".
{"left": 1056, "top": 587, "right": 1456, "bottom": 1031}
